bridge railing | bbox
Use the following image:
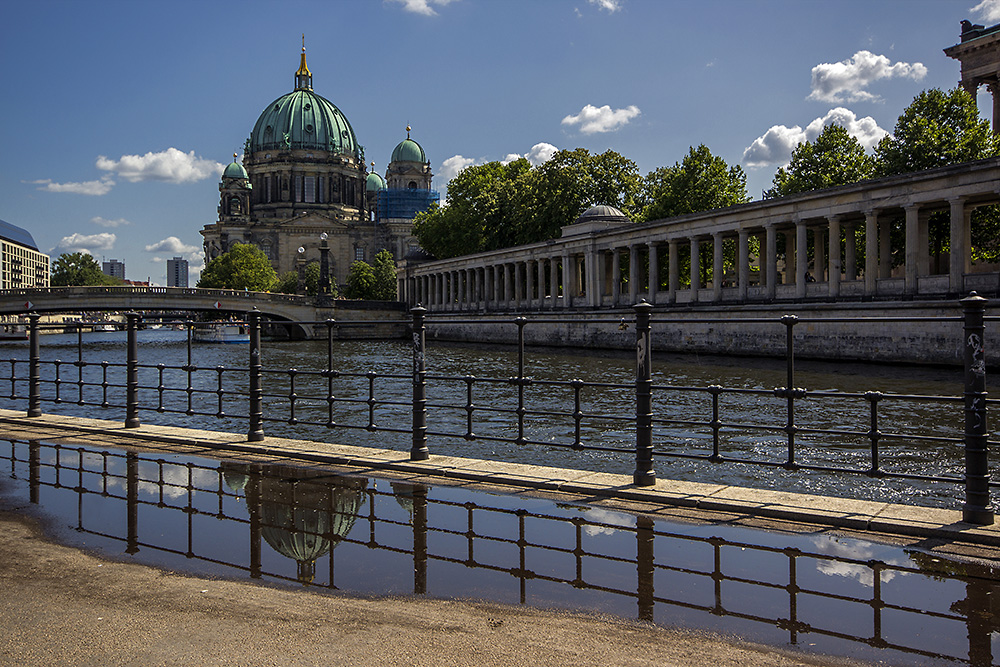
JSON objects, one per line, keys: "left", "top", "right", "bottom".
{"left": 0, "top": 285, "right": 312, "bottom": 305}
{"left": 0, "top": 299, "right": 994, "bottom": 524}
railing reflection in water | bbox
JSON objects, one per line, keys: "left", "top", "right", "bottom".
{"left": 5, "top": 439, "right": 999, "bottom": 667}
{"left": 1, "top": 301, "right": 996, "bottom": 519}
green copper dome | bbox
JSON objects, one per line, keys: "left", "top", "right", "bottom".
{"left": 366, "top": 171, "right": 386, "bottom": 192}
{"left": 250, "top": 89, "right": 359, "bottom": 157}
{"left": 223, "top": 158, "right": 248, "bottom": 180}
{"left": 391, "top": 128, "right": 427, "bottom": 164}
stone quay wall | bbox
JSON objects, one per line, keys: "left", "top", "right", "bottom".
{"left": 421, "top": 300, "right": 982, "bottom": 366}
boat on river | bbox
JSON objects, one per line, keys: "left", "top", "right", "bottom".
{"left": 0, "top": 324, "right": 27, "bottom": 340}
{"left": 192, "top": 322, "right": 250, "bottom": 344}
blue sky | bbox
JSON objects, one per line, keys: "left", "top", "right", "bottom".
{"left": 1, "top": 0, "right": 997, "bottom": 285}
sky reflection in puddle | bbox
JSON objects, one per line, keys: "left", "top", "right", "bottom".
{"left": 1, "top": 439, "right": 998, "bottom": 667}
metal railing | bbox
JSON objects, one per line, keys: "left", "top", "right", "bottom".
{"left": 1, "top": 295, "right": 995, "bottom": 523}
{"left": 4, "top": 439, "right": 997, "bottom": 667}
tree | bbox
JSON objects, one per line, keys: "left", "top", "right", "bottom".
{"left": 412, "top": 149, "right": 641, "bottom": 259}
{"left": 274, "top": 262, "right": 323, "bottom": 296}
{"left": 344, "top": 260, "right": 376, "bottom": 299}
{"left": 371, "top": 250, "right": 398, "bottom": 300}
{"left": 875, "top": 87, "right": 999, "bottom": 176}
{"left": 197, "top": 243, "right": 277, "bottom": 291}
{"left": 517, "top": 149, "right": 642, "bottom": 245}
{"left": 51, "top": 252, "right": 121, "bottom": 286}
{"left": 765, "top": 124, "right": 875, "bottom": 198}
{"left": 639, "top": 145, "right": 749, "bottom": 222}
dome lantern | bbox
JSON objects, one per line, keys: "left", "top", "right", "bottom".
{"left": 295, "top": 34, "right": 312, "bottom": 91}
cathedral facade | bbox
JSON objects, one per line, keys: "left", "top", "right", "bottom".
{"left": 201, "top": 46, "right": 436, "bottom": 289}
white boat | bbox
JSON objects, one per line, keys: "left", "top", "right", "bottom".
{"left": 0, "top": 324, "right": 27, "bottom": 340}
{"left": 92, "top": 323, "right": 117, "bottom": 332}
{"left": 193, "top": 322, "right": 250, "bottom": 344}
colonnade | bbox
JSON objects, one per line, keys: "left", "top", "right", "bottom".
{"left": 398, "top": 160, "right": 1000, "bottom": 311}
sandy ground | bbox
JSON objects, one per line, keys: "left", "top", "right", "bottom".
{"left": 0, "top": 509, "right": 883, "bottom": 667}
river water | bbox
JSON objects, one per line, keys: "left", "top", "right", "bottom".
{"left": 0, "top": 329, "right": 992, "bottom": 511}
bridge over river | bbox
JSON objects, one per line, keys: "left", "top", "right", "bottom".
{"left": 0, "top": 286, "right": 406, "bottom": 339}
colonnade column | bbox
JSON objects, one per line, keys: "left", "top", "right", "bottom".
{"left": 828, "top": 214, "right": 841, "bottom": 298}
{"left": 844, "top": 223, "right": 857, "bottom": 282}
{"left": 525, "top": 260, "right": 535, "bottom": 308}
{"left": 795, "top": 221, "right": 808, "bottom": 298}
{"left": 712, "top": 233, "right": 724, "bottom": 302}
{"left": 765, "top": 224, "right": 777, "bottom": 300}
{"left": 561, "top": 253, "right": 571, "bottom": 308}
{"left": 814, "top": 227, "right": 826, "bottom": 282}
{"left": 647, "top": 242, "right": 658, "bottom": 305}
{"left": 629, "top": 245, "right": 640, "bottom": 305}
{"left": 549, "top": 256, "right": 558, "bottom": 308}
{"left": 865, "top": 210, "right": 878, "bottom": 296}
{"left": 667, "top": 240, "right": 679, "bottom": 303}
{"left": 950, "top": 197, "right": 970, "bottom": 294}
{"left": 904, "top": 204, "right": 920, "bottom": 294}
{"left": 611, "top": 248, "right": 621, "bottom": 306}
{"left": 585, "top": 249, "right": 600, "bottom": 308}
{"left": 690, "top": 238, "right": 700, "bottom": 302}
{"left": 737, "top": 229, "right": 749, "bottom": 300}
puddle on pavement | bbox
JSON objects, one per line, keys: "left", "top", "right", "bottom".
{"left": 1, "top": 439, "right": 998, "bottom": 667}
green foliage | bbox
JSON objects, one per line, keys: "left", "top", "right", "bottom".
{"left": 344, "top": 260, "right": 376, "bottom": 299}
{"left": 371, "top": 250, "right": 398, "bottom": 300}
{"left": 197, "top": 243, "right": 277, "bottom": 291}
{"left": 875, "top": 87, "right": 999, "bottom": 176}
{"left": 413, "top": 149, "right": 641, "bottom": 259}
{"left": 765, "top": 125, "right": 875, "bottom": 199}
{"left": 51, "top": 252, "right": 121, "bottom": 286}
{"left": 639, "top": 145, "right": 749, "bottom": 221}
{"left": 275, "top": 271, "right": 298, "bottom": 295}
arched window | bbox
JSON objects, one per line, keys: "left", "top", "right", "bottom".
{"left": 408, "top": 181, "right": 417, "bottom": 189}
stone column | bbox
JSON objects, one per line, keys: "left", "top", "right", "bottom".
{"left": 585, "top": 250, "right": 599, "bottom": 307}
{"left": 904, "top": 204, "right": 920, "bottom": 294}
{"left": 549, "top": 256, "right": 559, "bottom": 308}
{"left": 503, "top": 263, "right": 512, "bottom": 308}
{"left": 668, "top": 240, "right": 679, "bottom": 303}
{"left": 527, "top": 260, "right": 537, "bottom": 308}
{"left": 844, "top": 222, "right": 856, "bottom": 282}
{"left": 785, "top": 229, "right": 796, "bottom": 284}
{"left": 647, "top": 242, "right": 658, "bottom": 305}
{"left": 561, "top": 253, "right": 571, "bottom": 308}
{"left": 629, "top": 244, "right": 640, "bottom": 305}
{"left": 950, "top": 197, "right": 969, "bottom": 294}
{"left": 712, "top": 233, "right": 724, "bottom": 301}
{"left": 738, "top": 229, "right": 750, "bottom": 301}
{"left": 828, "top": 215, "right": 841, "bottom": 298}
{"left": 765, "top": 224, "right": 777, "bottom": 299}
{"left": 796, "top": 221, "right": 808, "bottom": 298}
{"left": 864, "top": 210, "right": 878, "bottom": 296}
{"left": 689, "top": 237, "right": 700, "bottom": 302}
{"left": 611, "top": 248, "right": 621, "bottom": 306}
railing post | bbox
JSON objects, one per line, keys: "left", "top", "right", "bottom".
{"left": 27, "top": 313, "right": 40, "bottom": 417}
{"left": 633, "top": 300, "right": 655, "bottom": 486}
{"left": 961, "top": 292, "right": 993, "bottom": 525}
{"left": 125, "top": 311, "right": 141, "bottom": 428}
{"left": 247, "top": 308, "right": 264, "bottom": 442}
{"left": 410, "top": 305, "right": 429, "bottom": 460}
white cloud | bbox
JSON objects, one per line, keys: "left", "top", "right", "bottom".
{"left": 53, "top": 232, "right": 116, "bottom": 255}
{"left": 807, "top": 50, "right": 926, "bottom": 104}
{"left": 387, "top": 0, "right": 459, "bottom": 16}
{"left": 144, "top": 236, "right": 201, "bottom": 255}
{"left": 562, "top": 104, "right": 641, "bottom": 134}
{"left": 742, "top": 107, "right": 888, "bottom": 168}
{"left": 525, "top": 142, "right": 559, "bottom": 165}
{"left": 91, "top": 216, "right": 131, "bottom": 228}
{"left": 439, "top": 154, "right": 476, "bottom": 182}
{"left": 588, "top": 0, "right": 622, "bottom": 12}
{"left": 972, "top": 0, "right": 1000, "bottom": 22}
{"left": 501, "top": 142, "right": 559, "bottom": 167}
{"left": 29, "top": 176, "right": 114, "bottom": 196}
{"left": 96, "top": 148, "right": 224, "bottom": 184}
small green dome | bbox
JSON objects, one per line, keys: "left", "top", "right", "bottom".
{"left": 223, "top": 159, "right": 248, "bottom": 180}
{"left": 366, "top": 171, "right": 387, "bottom": 192}
{"left": 250, "top": 89, "right": 359, "bottom": 157}
{"left": 391, "top": 137, "right": 427, "bottom": 164}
